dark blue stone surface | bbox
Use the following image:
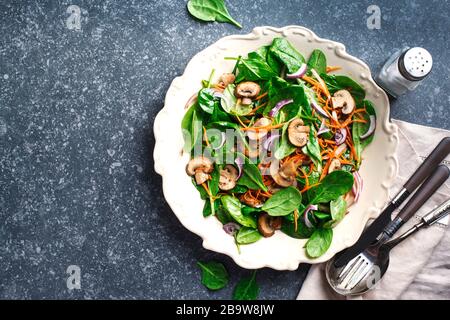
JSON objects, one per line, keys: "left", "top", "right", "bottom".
{"left": 0, "top": 0, "right": 448, "bottom": 299}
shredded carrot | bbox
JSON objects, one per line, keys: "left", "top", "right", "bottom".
{"left": 202, "top": 127, "right": 210, "bottom": 147}
{"left": 255, "top": 92, "right": 268, "bottom": 101}
{"left": 301, "top": 182, "right": 321, "bottom": 193}
{"left": 240, "top": 122, "right": 285, "bottom": 131}
{"left": 326, "top": 66, "right": 341, "bottom": 73}
{"left": 248, "top": 101, "right": 268, "bottom": 115}
{"left": 302, "top": 75, "right": 320, "bottom": 87}
{"left": 294, "top": 209, "right": 299, "bottom": 232}
{"left": 235, "top": 116, "right": 248, "bottom": 128}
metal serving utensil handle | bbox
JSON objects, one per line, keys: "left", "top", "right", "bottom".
{"left": 383, "top": 198, "right": 450, "bottom": 250}
{"left": 383, "top": 165, "right": 450, "bottom": 238}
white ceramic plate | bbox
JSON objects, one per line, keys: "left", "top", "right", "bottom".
{"left": 154, "top": 26, "right": 399, "bottom": 270}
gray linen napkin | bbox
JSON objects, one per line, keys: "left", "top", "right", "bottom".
{"left": 297, "top": 119, "right": 450, "bottom": 300}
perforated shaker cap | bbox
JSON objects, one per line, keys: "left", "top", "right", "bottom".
{"left": 398, "top": 47, "right": 433, "bottom": 81}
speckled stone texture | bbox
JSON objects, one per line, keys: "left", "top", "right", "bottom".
{"left": 0, "top": 0, "right": 449, "bottom": 300}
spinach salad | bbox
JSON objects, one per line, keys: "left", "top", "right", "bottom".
{"left": 181, "top": 38, "right": 376, "bottom": 258}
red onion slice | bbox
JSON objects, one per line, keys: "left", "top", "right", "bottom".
{"left": 303, "top": 204, "right": 318, "bottom": 228}
{"left": 286, "top": 63, "right": 308, "bottom": 79}
{"left": 311, "top": 101, "right": 329, "bottom": 118}
{"left": 268, "top": 99, "right": 293, "bottom": 117}
{"left": 235, "top": 156, "right": 244, "bottom": 180}
{"left": 360, "top": 115, "right": 376, "bottom": 140}
{"left": 352, "top": 171, "right": 363, "bottom": 202}
{"left": 335, "top": 128, "right": 347, "bottom": 145}
{"left": 223, "top": 222, "right": 241, "bottom": 236}
{"left": 317, "top": 120, "right": 330, "bottom": 136}
{"left": 185, "top": 92, "right": 197, "bottom": 109}
{"left": 263, "top": 133, "right": 281, "bottom": 151}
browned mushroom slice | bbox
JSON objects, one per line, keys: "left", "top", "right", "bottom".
{"left": 331, "top": 89, "right": 355, "bottom": 114}
{"left": 219, "top": 164, "right": 238, "bottom": 191}
{"left": 270, "top": 159, "right": 300, "bottom": 187}
{"left": 240, "top": 194, "right": 263, "bottom": 208}
{"left": 235, "top": 81, "right": 261, "bottom": 99}
{"left": 241, "top": 97, "right": 253, "bottom": 106}
{"left": 288, "top": 118, "right": 310, "bottom": 147}
{"left": 247, "top": 117, "right": 271, "bottom": 140}
{"left": 328, "top": 158, "right": 342, "bottom": 174}
{"left": 219, "top": 73, "right": 236, "bottom": 87}
{"left": 186, "top": 156, "right": 214, "bottom": 185}
{"left": 257, "top": 213, "right": 282, "bottom": 237}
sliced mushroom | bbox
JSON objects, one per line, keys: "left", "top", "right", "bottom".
{"left": 288, "top": 118, "right": 310, "bottom": 147}
{"left": 258, "top": 213, "right": 282, "bottom": 237}
{"left": 328, "top": 158, "right": 342, "bottom": 173}
{"left": 270, "top": 159, "right": 299, "bottom": 187}
{"left": 331, "top": 89, "right": 355, "bottom": 114}
{"left": 219, "top": 165, "right": 238, "bottom": 191}
{"left": 247, "top": 117, "right": 271, "bottom": 140}
{"left": 219, "top": 73, "right": 236, "bottom": 87}
{"left": 241, "top": 97, "right": 253, "bottom": 106}
{"left": 235, "top": 81, "right": 261, "bottom": 99}
{"left": 186, "top": 156, "right": 214, "bottom": 185}
{"left": 240, "top": 194, "right": 263, "bottom": 208}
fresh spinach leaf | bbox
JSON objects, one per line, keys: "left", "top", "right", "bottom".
{"left": 221, "top": 195, "right": 257, "bottom": 228}
{"left": 323, "top": 195, "right": 347, "bottom": 228}
{"left": 181, "top": 104, "right": 203, "bottom": 152}
{"left": 220, "top": 84, "right": 237, "bottom": 113}
{"left": 301, "top": 126, "right": 322, "bottom": 170}
{"left": 307, "top": 170, "right": 354, "bottom": 204}
{"left": 269, "top": 38, "right": 305, "bottom": 73}
{"left": 262, "top": 187, "right": 302, "bottom": 216}
{"left": 220, "top": 84, "right": 252, "bottom": 116}
{"left": 352, "top": 100, "right": 376, "bottom": 166}
{"left": 235, "top": 227, "right": 262, "bottom": 244}
{"left": 274, "top": 122, "right": 296, "bottom": 160}
{"left": 249, "top": 46, "right": 282, "bottom": 75}
{"left": 209, "top": 164, "right": 221, "bottom": 196}
{"left": 229, "top": 185, "right": 248, "bottom": 194}
{"left": 211, "top": 101, "right": 233, "bottom": 122}
{"left": 307, "top": 49, "right": 327, "bottom": 75}
{"left": 233, "top": 271, "right": 259, "bottom": 300}
{"left": 281, "top": 218, "right": 313, "bottom": 239}
{"left": 187, "top": 0, "right": 242, "bottom": 28}
{"left": 238, "top": 164, "right": 268, "bottom": 192}
{"left": 198, "top": 88, "right": 216, "bottom": 114}
{"left": 242, "top": 205, "right": 262, "bottom": 216}
{"left": 321, "top": 74, "right": 365, "bottom": 105}
{"left": 306, "top": 228, "right": 333, "bottom": 258}
{"left": 264, "top": 85, "right": 308, "bottom": 121}
{"left": 215, "top": 202, "right": 233, "bottom": 224}
{"left": 197, "top": 261, "right": 229, "bottom": 290}
{"left": 236, "top": 57, "right": 277, "bottom": 81}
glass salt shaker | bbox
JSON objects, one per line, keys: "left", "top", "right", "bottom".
{"left": 376, "top": 47, "right": 433, "bottom": 98}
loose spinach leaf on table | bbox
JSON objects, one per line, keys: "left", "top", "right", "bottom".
{"left": 307, "top": 170, "right": 354, "bottom": 204}
{"left": 233, "top": 271, "right": 259, "bottom": 300}
{"left": 352, "top": 100, "right": 376, "bottom": 166}
{"left": 235, "top": 227, "right": 262, "bottom": 244}
{"left": 305, "top": 228, "right": 333, "bottom": 258}
{"left": 187, "top": 0, "right": 242, "bottom": 28}
{"left": 181, "top": 104, "right": 203, "bottom": 152}
{"left": 321, "top": 74, "right": 365, "bottom": 105}
{"left": 237, "top": 163, "right": 268, "bottom": 192}
{"left": 307, "top": 49, "right": 327, "bottom": 75}
{"left": 197, "top": 88, "right": 216, "bottom": 114}
{"left": 269, "top": 37, "right": 305, "bottom": 73}
{"left": 262, "top": 186, "right": 302, "bottom": 216}
{"left": 221, "top": 195, "right": 257, "bottom": 228}
{"left": 236, "top": 57, "right": 277, "bottom": 82}
{"left": 197, "top": 261, "right": 229, "bottom": 290}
